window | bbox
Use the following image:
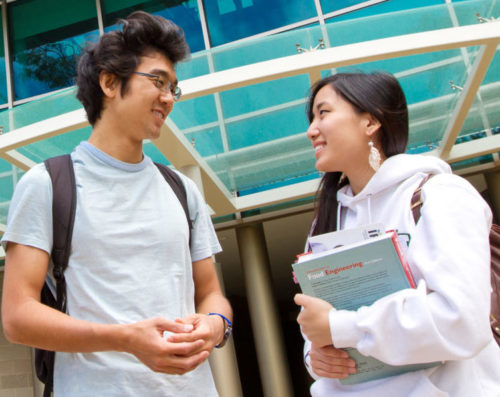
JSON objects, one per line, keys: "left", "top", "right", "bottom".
{"left": 102, "top": 0, "right": 205, "bottom": 53}
{"left": 0, "top": 13, "right": 7, "bottom": 106}
{"left": 8, "top": 0, "right": 99, "bottom": 101}
{"left": 204, "top": 0, "right": 317, "bottom": 47}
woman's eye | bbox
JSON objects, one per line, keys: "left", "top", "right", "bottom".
{"left": 319, "top": 109, "right": 329, "bottom": 115}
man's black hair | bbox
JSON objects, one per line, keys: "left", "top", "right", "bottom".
{"left": 76, "top": 11, "right": 190, "bottom": 125}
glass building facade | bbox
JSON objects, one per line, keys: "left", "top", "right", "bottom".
{"left": 1, "top": 0, "right": 492, "bottom": 105}
{"left": 0, "top": 0, "right": 499, "bottom": 395}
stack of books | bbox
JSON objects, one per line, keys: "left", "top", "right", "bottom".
{"left": 293, "top": 225, "right": 440, "bottom": 385}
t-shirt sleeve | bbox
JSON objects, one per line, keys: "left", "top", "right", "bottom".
{"left": 1, "top": 164, "right": 53, "bottom": 254}
{"left": 179, "top": 174, "right": 222, "bottom": 262}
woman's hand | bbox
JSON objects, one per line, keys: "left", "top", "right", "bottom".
{"left": 309, "top": 344, "right": 357, "bottom": 379}
{"left": 294, "top": 293, "right": 334, "bottom": 347}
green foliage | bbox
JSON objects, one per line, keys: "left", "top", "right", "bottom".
{"left": 17, "top": 40, "right": 81, "bottom": 89}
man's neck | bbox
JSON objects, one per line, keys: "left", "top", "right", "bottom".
{"left": 89, "top": 121, "right": 144, "bottom": 164}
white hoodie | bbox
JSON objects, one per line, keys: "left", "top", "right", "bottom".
{"left": 305, "top": 154, "right": 500, "bottom": 397}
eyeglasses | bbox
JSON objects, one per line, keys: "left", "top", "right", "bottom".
{"left": 133, "top": 71, "right": 182, "bottom": 101}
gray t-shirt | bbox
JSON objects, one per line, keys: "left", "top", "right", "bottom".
{"left": 1, "top": 142, "right": 222, "bottom": 396}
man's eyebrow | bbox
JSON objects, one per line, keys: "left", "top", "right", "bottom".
{"left": 149, "top": 69, "right": 178, "bottom": 85}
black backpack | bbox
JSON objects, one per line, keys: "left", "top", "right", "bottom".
{"left": 36, "top": 154, "right": 192, "bottom": 397}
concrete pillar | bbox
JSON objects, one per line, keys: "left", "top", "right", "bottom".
{"left": 179, "top": 165, "right": 204, "bottom": 198}
{"left": 179, "top": 164, "right": 243, "bottom": 397}
{"left": 485, "top": 170, "right": 500, "bottom": 222}
{"left": 236, "top": 223, "right": 293, "bottom": 397}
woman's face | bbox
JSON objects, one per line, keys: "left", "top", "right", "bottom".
{"left": 307, "top": 84, "right": 372, "bottom": 174}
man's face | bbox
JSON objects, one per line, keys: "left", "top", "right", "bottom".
{"left": 112, "top": 52, "right": 178, "bottom": 142}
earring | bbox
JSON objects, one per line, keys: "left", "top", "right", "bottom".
{"left": 368, "top": 139, "right": 381, "bottom": 171}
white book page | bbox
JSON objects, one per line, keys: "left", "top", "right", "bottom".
{"left": 307, "top": 223, "right": 385, "bottom": 254}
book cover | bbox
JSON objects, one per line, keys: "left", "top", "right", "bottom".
{"left": 293, "top": 231, "right": 439, "bottom": 385}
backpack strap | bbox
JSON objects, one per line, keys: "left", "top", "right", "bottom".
{"left": 411, "top": 174, "right": 500, "bottom": 347}
{"left": 490, "top": 224, "right": 500, "bottom": 342}
{"left": 44, "top": 154, "right": 77, "bottom": 313}
{"left": 410, "top": 174, "right": 433, "bottom": 224}
{"left": 154, "top": 162, "right": 193, "bottom": 246}
{"left": 38, "top": 154, "right": 76, "bottom": 397}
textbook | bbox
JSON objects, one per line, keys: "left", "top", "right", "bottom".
{"left": 307, "top": 223, "right": 384, "bottom": 253}
{"left": 293, "top": 231, "right": 440, "bottom": 385}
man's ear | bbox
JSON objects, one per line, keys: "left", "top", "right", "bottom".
{"left": 99, "top": 71, "right": 119, "bottom": 98}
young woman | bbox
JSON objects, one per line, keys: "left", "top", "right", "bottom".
{"left": 294, "top": 72, "right": 500, "bottom": 396}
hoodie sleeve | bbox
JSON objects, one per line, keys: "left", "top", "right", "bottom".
{"left": 329, "top": 174, "right": 493, "bottom": 365}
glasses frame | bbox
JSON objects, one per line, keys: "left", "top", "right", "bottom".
{"left": 133, "top": 71, "right": 182, "bottom": 101}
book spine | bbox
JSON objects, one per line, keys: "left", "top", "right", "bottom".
{"left": 390, "top": 231, "right": 417, "bottom": 288}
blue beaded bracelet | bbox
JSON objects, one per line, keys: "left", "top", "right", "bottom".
{"left": 208, "top": 312, "right": 232, "bottom": 326}
{"left": 208, "top": 313, "right": 233, "bottom": 348}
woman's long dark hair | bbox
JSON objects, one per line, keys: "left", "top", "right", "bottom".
{"left": 308, "top": 72, "right": 409, "bottom": 236}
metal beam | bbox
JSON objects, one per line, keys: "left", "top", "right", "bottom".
{"left": 234, "top": 178, "right": 320, "bottom": 212}
{"left": 2, "top": 23, "right": 499, "bottom": 155}
{"left": 428, "top": 134, "right": 500, "bottom": 164}
{"left": 439, "top": 42, "right": 498, "bottom": 159}
{"left": 0, "top": 150, "right": 37, "bottom": 171}
{"left": 0, "top": 109, "right": 88, "bottom": 153}
{"left": 0, "top": 22, "right": 498, "bottom": 218}
{"left": 152, "top": 120, "right": 236, "bottom": 215}
{"left": 179, "top": 22, "right": 500, "bottom": 101}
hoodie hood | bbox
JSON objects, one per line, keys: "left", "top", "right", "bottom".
{"left": 336, "top": 154, "right": 451, "bottom": 224}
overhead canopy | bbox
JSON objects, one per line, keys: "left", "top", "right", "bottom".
{"left": 0, "top": 4, "right": 499, "bottom": 226}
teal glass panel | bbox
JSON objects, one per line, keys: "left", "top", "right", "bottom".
{"left": 323, "top": 0, "right": 470, "bottom": 19}
{"left": 450, "top": 0, "right": 499, "bottom": 25}
{"left": 0, "top": 179, "right": 12, "bottom": 225}
{"left": 0, "top": 171, "right": 14, "bottom": 202}
{"left": 204, "top": 0, "right": 317, "bottom": 47}
{"left": 212, "top": 24, "right": 323, "bottom": 72}
{"left": 0, "top": 14, "right": 6, "bottom": 105}
{"left": 143, "top": 142, "right": 169, "bottom": 164}
{"left": 0, "top": 157, "right": 12, "bottom": 173}
{"left": 9, "top": 0, "right": 99, "bottom": 101}
{"left": 226, "top": 102, "right": 308, "bottom": 150}
{"left": 0, "top": 165, "right": 23, "bottom": 225}
{"left": 102, "top": 0, "right": 205, "bottom": 53}
{"left": 320, "top": 0, "right": 389, "bottom": 14}
{"left": 186, "top": 125, "right": 224, "bottom": 157}
{"left": 206, "top": 129, "right": 315, "bottom": 192}
{"left": 316, "top": 45, "right": 469, "bottom": 152}
{"left": 170, "top": 95, "right": 218, "bottom": 129}
{"left": 220, "top": 75, "right": 310, "bottom": 118}
{"left": 0, "top": 87, "right": 81, "bottom": 133}
{"left": 451, "top": 153, "right": 494, "bottom": 171}
{"left": 325, "top": 3, "right": 456, "bottom": 47}
{"left": 0, "top": 164, "right": 14, "bottom": 217}
{"left": 17, "top": 126, "right": 92, "bottom": 163}
{"left": 176, "top": 51, "right": 210, "bottom": 80}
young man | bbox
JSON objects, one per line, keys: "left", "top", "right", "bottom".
{"left": 1, "top": 11, "right": 232, "bottom": 396}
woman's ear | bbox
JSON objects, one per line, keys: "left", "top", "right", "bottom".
{"left": 99, "top": 71, "right": 119, "bottom": 98}
{"left": 364, "top": 113, "right": 381, "bottom": 138}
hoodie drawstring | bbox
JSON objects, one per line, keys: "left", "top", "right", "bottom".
{"left": 336, "top": 203, "right": 342, "bottom": 231}
{"left": 338, "top": 194, "right": 373, "bottom": 229}
{"left": 367, "top": 194, "right": 372, "bottom": 224}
